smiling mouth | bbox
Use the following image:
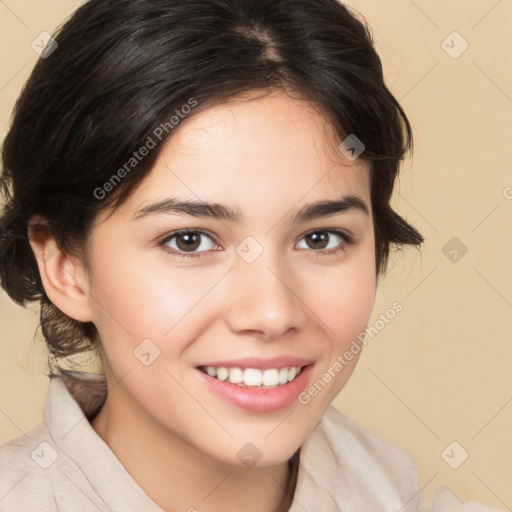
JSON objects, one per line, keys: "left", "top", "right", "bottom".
{"left": 198, "top": 365, "right": 305, "bottom": 389}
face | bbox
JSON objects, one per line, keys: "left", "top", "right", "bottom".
{"left": 81, "top": 90, "right": 376, "bottom": 468}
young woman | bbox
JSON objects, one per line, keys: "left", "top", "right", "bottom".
{"left": 0, "top": 0, "right": 503, "bottom": 510}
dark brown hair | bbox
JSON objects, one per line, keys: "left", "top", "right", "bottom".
{"left": 0, "top": 0, "right": 423, "bottom": 366}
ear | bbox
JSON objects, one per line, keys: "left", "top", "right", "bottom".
{"left": 28, "top": 215, "right": 94, "bottom": 323}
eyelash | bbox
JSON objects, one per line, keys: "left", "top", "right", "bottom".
{"left": 159, "top": 228, "right": 355, "bottom": 260}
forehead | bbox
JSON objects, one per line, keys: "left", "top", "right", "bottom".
{"left": 117, "top": 90, "right": 372, "bottom": 222}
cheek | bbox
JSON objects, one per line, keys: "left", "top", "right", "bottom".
{"left": 308, "top": 245, "right": 376, "bottom": 347}
{"left": 332, "top": 269, "right": 376, "bottom": 344}
{"left": 88, "top": 247, "right": 219, "bottom": 341}
{"left": 89, "top": 230, "right": 376, "bottom": 365}
{"left": 299, "top": 268, "right": 375, "bottom": 410}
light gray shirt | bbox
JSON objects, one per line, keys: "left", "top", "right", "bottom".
{"left": 0, "top": 373, "right": 502, "bottom": 511}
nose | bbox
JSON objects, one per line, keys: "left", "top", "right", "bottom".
{"left": 223, "top": 249, "right": 307, "bottom": 342}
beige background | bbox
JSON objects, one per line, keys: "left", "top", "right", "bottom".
{"left": 1, "top": 0, "right": 511, "bottom": 509}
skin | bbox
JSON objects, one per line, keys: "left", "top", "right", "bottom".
{"left": 29, "top": 89, "right": 377, "bottom": 512}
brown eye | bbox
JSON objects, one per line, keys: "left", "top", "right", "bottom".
{"left": 296, "top": 229, "right": 353, "bottom": 255}
{"left": 161, "top": 230, "right": 217, "bottom": 259}
{"left": 304, "top": 232, "right": 330, "bottom": 250}
{"left": 174, "top": 232, "right": 202, "bottom": 252}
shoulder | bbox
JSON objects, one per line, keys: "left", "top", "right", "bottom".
{"left": 0, "top": 423, "right": 58, "bottom": 511}
{"left": 298, "top": 405, "right": 419, "bottom": 510}
{"left": 320, "top": 404, "right": 418, "bottom": 471}
{"left": 304, "top": 408, "right": 506, "bottom": 512}
{"left": 431, "top": 487, "right": 506, "bottom": 512}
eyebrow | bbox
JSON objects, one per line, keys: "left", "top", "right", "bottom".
{"left": 133, "top": 195, "right": 369, "bottom": 224}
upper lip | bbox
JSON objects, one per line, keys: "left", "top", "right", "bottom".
{"left": 196, "top": 356, "right": 314, "bottom": 370}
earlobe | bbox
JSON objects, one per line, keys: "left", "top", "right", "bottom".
{"left": 28, "top": 219, "right": 94, "bottom": 323}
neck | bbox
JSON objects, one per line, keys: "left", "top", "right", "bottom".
{"left": 90, "top": 378, "right": 297, "bottom": 512}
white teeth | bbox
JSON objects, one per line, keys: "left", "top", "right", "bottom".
{"left": 262, "top": 369, "right": 279, "bottom": 386}
{"left": 202, "top": 365, "right": 303, "bottom": 387}
{"left": 244, "top": 368, "right": 262, "bottom": 387}
{"left": 216, "top": 367, "right": 229, "bottom": 381}
{"left": 229, "top": 367, "right": 244, "bottom": 384}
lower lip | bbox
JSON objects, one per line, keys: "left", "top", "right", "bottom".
{"left": 195, "top": 365, "right": 314, "bottom": 413}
